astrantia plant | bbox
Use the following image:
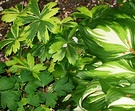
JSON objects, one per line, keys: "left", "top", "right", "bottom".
{"left": 1, "top": 0, "right": 135, "bottom": 111}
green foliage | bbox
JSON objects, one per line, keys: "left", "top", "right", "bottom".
{"left": 1, "top": 0, "right": 135, "bottom": 110}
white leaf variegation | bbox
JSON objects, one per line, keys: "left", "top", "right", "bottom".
{"left": 86, "top": 23, "right": 134, "bottom": 58}
{"left": 108, "top": 97, "right": 135, "bottom": 108}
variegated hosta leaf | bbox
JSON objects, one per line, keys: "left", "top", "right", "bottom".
{"left": 78, "top": 80, "right": 106, "bottom": 111}
{"left": 80, "top": 21, "right": 135, "bottom": 60}
{"left": 106, "top": 84, "right": 135, "bottom": 110}
{"left": 78, "top": 59, "right": 135, "bottom": 80}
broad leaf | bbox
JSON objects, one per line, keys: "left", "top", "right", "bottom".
{"left": 106, "top": 84, "right": 135, "bottom": 110}
{"left": 1, "top": 90, "right": 21, "bottom": 111}
{"left": 35, "top": 71, "right": 54, "bottom": 87}
{"left": 54, "top": 77, "right": 74, "bottom": 97}
{"left": 0, "top": 77, "right": 16, "bottom": 91}
{"left": 41, "top": 92, "right": 58, "bottom": 108}
{"left": 78, "top": 80, "right": 106, "bottom": 111}
{"left": 27, "top": 93, "right": 40, "bottom": 107}
{"left": 79, "top": 21, "right": 135, "bottom": 61}
{"left": 79, "top": 59, "right": 135, "bottom": 80}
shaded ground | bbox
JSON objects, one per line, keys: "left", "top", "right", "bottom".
{"left": 0, "top": 0, "right": 117, "bottom": 62}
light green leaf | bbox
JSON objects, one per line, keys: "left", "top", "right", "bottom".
{"left": 1, "top": 4, "right": 24, "bottom": 22}
{"left": 49, "top": 41, "right": 65, "bottom": 54}
{"left": 27, "top": 53, "right": 34, "bottom": 69}
{"left": 66, "top": 44, "right": 78, "bottom": 65}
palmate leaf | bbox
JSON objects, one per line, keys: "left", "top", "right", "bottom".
{"left": 35, "top": 71, "right": 54, "bottom": 87}
{"left": 1, "top": 90, "right": 21, "bottom": 111}
{"left": 0, "top": 25, "right": 25, "bottom": 55}
{"left": 6, "top": 53, "right": 46, "bottom": 79}
{"left": 32, "top": 43, "right": 51, "bottom": 62}
{"left": 79, "top": 21, "right": 135, "bottom": 61}
{"left": 49, "top": 30, "right": 79, "bottom": 64}
{"left": 54, "top": 77, "right": 74, "bottom": 97}
{"left": 17, "top": 1, "right": 59, "bottom": 44}
{"left": 1, "top": 4, "right": 24, "bottom": 22}
{"left": 41, "top": 92, "right": 58, "bottom": 108}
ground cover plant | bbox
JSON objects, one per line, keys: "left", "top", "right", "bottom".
{"left": 1, "top": 0, "right": 135, "bottom": 111}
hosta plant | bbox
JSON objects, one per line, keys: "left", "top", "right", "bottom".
{"left": 1, "top": 0, "right": 135, "bottom": 111}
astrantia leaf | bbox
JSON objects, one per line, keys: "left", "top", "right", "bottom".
{"left": 54, "top": 77, "right": 74, "bottom": 97}
{"left": 0, "top": 25, "right": 25, "bottom": 56}
{"left": 1, "top": 4, "right": 24, "bottom": 22}
{"left": 18, "top": 1, "right": 59, "bottom": 44}
{"left": 1, "top": 90, "right": 21, "bottom": 111}
{"left": 27, "top": 93, "right": 40, "bottom": 107}
{"left": 42, "top": 92, "right": 58, "bottom": 108}
{"left": 0, "top": 77, "right": 16, "bottom": 91}
{"left": 35, "top": 71, "right": 54, "bottom": 87}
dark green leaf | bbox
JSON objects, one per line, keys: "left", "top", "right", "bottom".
{"left": 0, "top": 77, "right": 16, "bottom": 91}
{"left": 1, "top": 90, "right": 21, "bottom": 111}
{"left": 42, "top": 92, "right": 58, "bottom": 108}
{"left": 0, "top": 62, "right": 6, "bottom": 74}
{"left": 27, "top": 93, "right": 40, "bottom": 107}
{"left": 54, "top": 77, "right": 74, "bottom": 97}
{"left": 35, "top": 71, "right": 54, "bottom": 87}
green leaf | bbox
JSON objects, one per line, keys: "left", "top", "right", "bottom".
{"left": 0, "top": 77, "right": 16, "bottom": 91}
{"left": 20, "top": 69, "right": 34, "bottom": 82}
{"left": 80, "top": 21, "right": 135, "bottom": 61}
{"left": 1, "top": 4, "right": 24, "bottom": 22}
{"left": 66, "top": 44, "right": 78, "bottom": 65}
{"left": 27, "top": 93, "right": 40, "bottom": 107}
{"left": 32, "top": 43, "right": 51, "bottom": 62}
{"left": 42, "top": 92, "right": 58, "bottom": 108}
{"left": 18, "top": 1, "right": 59, "bottom": 43}
{"left": 27, "top": 53, "right": 34, "bottom": 70}
{"left": 34, "top": 105, "right": 50, "bottom": 111}
{"left": 1, "top": 90, "right": 21, "bottom": 111}
{"left": 35, "top": 71, "right": 54, "bottom": 87}
{"left": 0, "top": 25, "right": 25, "bottom": 55}
{"left": 106, "top": 85, "right": 135, "bottom": 109}
{"left": 54, "top": 77, "right": 74, "bottom": 97}
{"left": 79, "top": 59, "right": 135, "bottom": 80}
{"left": 25, "top": 82, "right": 38, "bottom": 94}
{"left": 78, "top": 80, "right": 106, "bottom": 111}
{"left": 28, "top": 0, "right": 40, "bottom": 16}
{"left": 0, "top": 62, "right": 6, "bottom": 74}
